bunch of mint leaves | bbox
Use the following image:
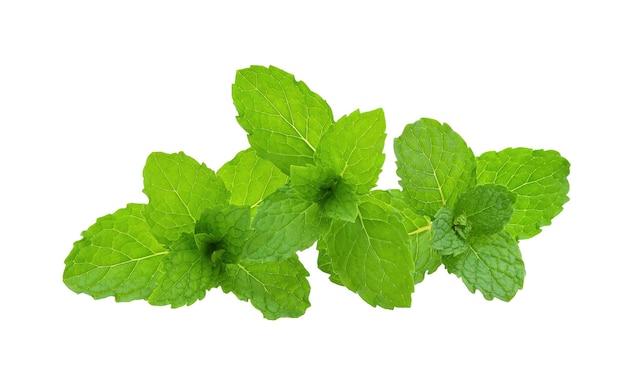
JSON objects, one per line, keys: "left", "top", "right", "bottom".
{"left": 63, "top": 65, "right": 570, "bottom": 319}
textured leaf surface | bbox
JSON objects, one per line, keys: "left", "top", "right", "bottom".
{"left": 217, "top": 148, "right": 288, "bottom": 216}
{"left": 143, "top": 152, "right": 229, "bottom": 243}
{"left": 315, "top": 109, "right": 386, "bottom": 194}
{"left": 195, "top": 205, "right": 251, "bottom": 259}
{"left": 63, "top": 204, "right": 168, "bottom": 302}
{"left": 326, "top": 197, "right": 414, "bottom": 308}
{"left": 232, "top": 65, "right": 334, "bottom": 174}
{"left": 395, "top": 118, "right": 476, "bottom": 217}
{"left": 443, "top": 231, "right": 525, "bottom": 301}
{"left": 454, "top": 184, "right": 517, "bottom": 237}
{"left": 316, "top": 236, "right": 345, "bottom": 286}
{"left": 370, "top": 190, "right": 441, "bottom": 283}
{"left": 476, "top": 148, "right": 570, "bottom": 240}
{"left": 148, "top": 233, "right": 219, "bottom": 308}
{"left": 431, "top": 207, "right": 468, "bottom": 256}
{"left": 222, "top": 257, "right": 311, "bottom": 319}
{"left": 244, "top": 187, "right": 325, "bottom": 261}
{"left": 319, "top": 179, "right": 359, "bottom": 222}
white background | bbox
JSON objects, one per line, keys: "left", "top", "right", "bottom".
{"left": 1, "top": 1, "right": 624, "bottom": 382}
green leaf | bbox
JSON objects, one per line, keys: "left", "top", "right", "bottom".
{"left": 395, "top": 118, "right": 476, "bottom": 217}
{"left": 319, "top": 179, "right": 359, "bottom": 222}
{"left": 325, "top": 196, "right": 414, "bottom": 308}
{"left": 476, "top": 148, "right": 570, "bottom": 240}
{"left": 316, "top": 236, "right": 345, "bottom": 286}
{"left": 431, "top": 206, "right": 469, "bottom": 256}
{"left": 217, "top": 148, "right": 288, "bottom": 216}
{"left": 291, "top": 165, "right": 359, "bottom": 222}
{"left": 222, "top": 257, "right": 311, "bottom": 320}
{"left": 315, "top": 109, "right": 386, "bottom": 194}
{"left": 443, "top": 231, "right": 525, "bottom": 301}
{"left": 63, "top": 204, "right": 168, "bottom": 302}
{"left": 243, "top": 186, "right": 325, "bottom": 261}
{"left": 370, "top": 190, "right": 441, "bottom": 284}
{"left": 143, "top": 152, "right": 229, "bottom": 243}
{"left": 195, "top": 205, "right": 252, "bottom": 260}
{"left": 454, "top": 184, "right": 517, "bottom": 237}
{"left": 148, "top": 233, "right": 219, "bottom": 308}
{"left": 232, "top": 65, "right": 334, "bottom": 174}
{"left": 290, "top": 164, "right": 334, "bottom": 202}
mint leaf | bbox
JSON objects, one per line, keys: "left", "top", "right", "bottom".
{"left": 222, "top": 256, "right": 311, "bottom": 320}
{"left": 291, "top": 165, "right": 359, "bottom": 222}
{"left": 431, "top": 206, "right": 468, "bottom": 256}
{"left": 232, "top": 65, "right": 334, "bottom": 174}
{"left": 316, "top": 236, "right": 345, "bottom": 286}
{"left": 370, "top": 189, "right": 441, "bottom": 283}
{"left": 217, "top": 148, "right": 288, "bottom": 216}
{"left": 63, "top": 204, "right": 168, "bottom": 302}
{"left": 476, "top": 148, "right": 570, "bottom": 240}
{"left": 143, "top": 152, "right": 229, "bottom": 243}
{"left": 319, "top": 178, "right": 359, "bottom": 222}
{"left": 244, "top": 186, "right": 325, "bottom": 261}
{"left": 290, "top": 164, "right": 334, "bottom": 202}
{"left": 148, "top": 233, "right": 219, "bottom": 308}
{"left": 453, "top": 184, "right": 517, "bottom": 237}
{"left": 443, "top": 231, "right": 525, "bottom": 301}
{"left": 325, "top": 196, "right": 414, "bottom": 308}
{"left": 315, "top": 109, "right": 386, "bottom": 194}
{"left": 395, "top": 118, "right": 476, "bottom": 217}
{"left": 195, "top": 205, "right": 251, "bottom": 259}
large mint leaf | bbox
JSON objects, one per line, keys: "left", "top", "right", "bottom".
{"left": 476, "top": 148, "right": 570, "bottom": 240}
{"left": 63, "top": 204, "right": 168, "bottom": 302}
{"left": 232, "top": 65, "right": 334, "bottom": 175}
{"left": 222, "top": 256, "right": 311, "bottom": 320}
{"left": 395, "top": 118, "right": 476, "bottom": 217}
{"left": 370, "top": 190, "right": 441, "bottom": 284}
{"left": 148, "top": 233, "right": 220, "bottom": 308}
{"left": 325, "top": 196, "right": 414, "bottom": 308}
{"left": 431, "top": 206, "right": 468, "bottom": 256}
{"left": 217, "top": 148, "right": 288, "bottom": 216}
{"left": 143, "top": 152, "right": 229, "bottom": 243}
{"left": 315, "top": 109, "right": 386, "bottom": 194}
{"left": 243, "top": 186, "right": 325, "bottom": 261}
{"left": 453, "top": 184, "right": 517, "bottom": 237}
{"left": 443, "top": 231, "right": 525, "bottom": 301}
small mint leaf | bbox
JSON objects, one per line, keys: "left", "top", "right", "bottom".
{"left": 454, "top": 184, "right": 517, "bottom": 237}
{"left": 443, "top": 231, "right": 525, "bottom": 301}
{"left": 431, "top": 206, "right": 468, "bottom": 256}
{"left": 195, "top": 205, "right": 251, "bottom": 260}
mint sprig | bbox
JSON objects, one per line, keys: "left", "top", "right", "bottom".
{"left": 63, "top": 65, "right": 570, "bottom": 318}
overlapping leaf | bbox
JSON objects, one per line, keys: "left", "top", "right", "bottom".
{"left": 232, "top": 65, "right": 334, "bottom": 174}
{"left": 63, "top": 204, "right": 168, "bottom": 302}
{"left": 395, "top": 118, "right": 476, "bottom": 217}
{"left": 476, "top": 148, "right": 570, "bottom": 239}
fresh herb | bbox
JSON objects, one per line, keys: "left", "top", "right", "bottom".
{"left": 63, "top": 65, "right": 570, "bottom": 318}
